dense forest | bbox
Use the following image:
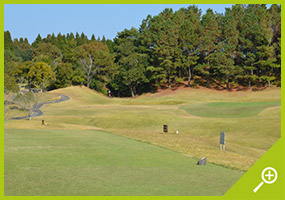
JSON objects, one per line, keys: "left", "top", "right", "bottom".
{"left": 4, "top": 4, "right": 281, "bottom": 97}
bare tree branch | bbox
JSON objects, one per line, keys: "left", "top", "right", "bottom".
{"left": 79, "top": 54, "right": 99, "bottom": 88}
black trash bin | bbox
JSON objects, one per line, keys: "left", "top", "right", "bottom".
{"left": 163, "top": 125, "right": 168, "bottom": 133}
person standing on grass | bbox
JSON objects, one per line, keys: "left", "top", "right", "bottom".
{"left": 108, "top": 90, "right": 111, "bottom": 97}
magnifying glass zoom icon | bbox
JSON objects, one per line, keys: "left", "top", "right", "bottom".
{"left": 253, "top": 167, "right": 277, "bottom": 193}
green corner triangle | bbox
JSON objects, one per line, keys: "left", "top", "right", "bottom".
{"left": 224, "top": 138, "right": 283, "bottom": 199}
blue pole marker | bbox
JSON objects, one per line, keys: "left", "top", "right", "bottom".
{"left": 220, "top": 132, "right": 225, "bottom": 145}
{"left": 220, "top": 132, "right": 226, "bottom": 151}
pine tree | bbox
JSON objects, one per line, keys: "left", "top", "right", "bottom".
{"left": 102, "top": 35, "right": 106, "bottom": 43}
{"left": 156, "top": 16, "right": 180, "bottom": 88}
{"left": 253, "top": 5, "right": 276, "bottom": 87}
{"left": 148, "top": 8, "right": 180, "bottom": 88}
{"left": 4, "top": 30, "right": 14, "bottom": 52}
{"left": 91, "top": 34, "right": 96, "bottom": 41}
{"left": 56, "top": 32, "right": 66, "bottom": 50}
{"left": 216, "top": 7, "right": 241, "bottom": 89}
{"left": 178, "top": 6, "right": 201, "bottom": 87}
{"left": 269, "top": 4, "right": 281, "bottom": 85}
{"left": 237, "top": 5, "right": 259, "bottom": 87}
{"left": 14, "top": 36, "right": 33, "bottom": 61}
{"left": 80, "top": 32, "right": 88, "bottom": 44}
{"left": 70, "top": 32, "right": 75, "bottom": 40}
{"left": 113, "top": 28, "right": 148, "bottom": 96}
{"left": 50, "top": 33, "right": 57, "bottom": 46}
{"left": 197, "top": 9, "right": 220, "bottom": 88}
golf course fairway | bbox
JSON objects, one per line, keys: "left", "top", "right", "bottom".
{"left": 5, "top": 129, "right": 244, "bottom": 196}
{"left": 4, "top": 86, "right": 280, "bottom": 195}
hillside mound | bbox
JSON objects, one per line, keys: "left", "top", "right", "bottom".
{"left": 48, "top": 85, "right": 281, "bottom": 106}
{"left": 49, "top": 86, "right": 113, "bottom": 105}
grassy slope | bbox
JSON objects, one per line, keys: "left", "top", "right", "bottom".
{"left": 4, "top": 86, "right": 280, "bottom": 194}
{"left": 5, "top": 129, "right": 244, "bottom": 196}
{"left": 42, "top": 86, "right": 279, "bottom": 170}
{"left": 5, "top": 86, "right": 280, "bottom": 170}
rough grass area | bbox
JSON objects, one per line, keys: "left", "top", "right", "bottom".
{"left": 5, "top": 92, "right": 61, "bottom": 119}
{"left": 4, "top": 129, "right": 244, "bottom": 196}
{"left": 4, "top": 86, "right": 280, "bottom": 196}
{"left": 181, "top": 101, "right": 281, "bottom": 118}
{"left": 5, "top": 86, "right": 280, "bottom": 171}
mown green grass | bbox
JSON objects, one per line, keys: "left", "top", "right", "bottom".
{"left": 4, "top": 129, "right": 244, "bottom": 196}
{"left": 181, "top": 101, "right": 281, "bottom": 118}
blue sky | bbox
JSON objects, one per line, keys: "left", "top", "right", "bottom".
{"left": 4, "top": 4, "right": 233, "bottom": 43}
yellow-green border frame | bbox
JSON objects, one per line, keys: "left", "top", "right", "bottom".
{"left": 1, "top": 1, "right": 284, "bottom": 199}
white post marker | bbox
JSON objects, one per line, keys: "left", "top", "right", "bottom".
{"left": 253, "top": 167, "right": 278, "bottom": 193}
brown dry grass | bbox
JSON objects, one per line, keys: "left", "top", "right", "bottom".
{"left": 5, "top": 86, "right": 281, "bottom": 171}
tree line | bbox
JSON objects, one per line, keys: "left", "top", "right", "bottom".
{"left": 4, "top": 4, "right": 281, "bottom": 97}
